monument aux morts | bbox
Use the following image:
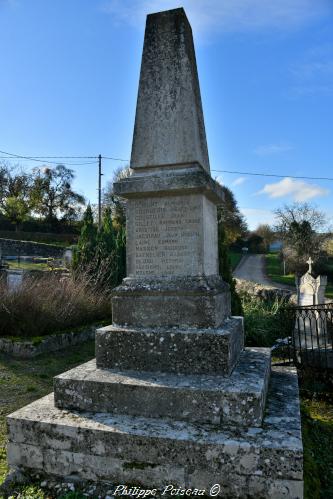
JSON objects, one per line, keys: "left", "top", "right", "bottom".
{"left": 7, "top": 8, "right": 303, "bottom": 497}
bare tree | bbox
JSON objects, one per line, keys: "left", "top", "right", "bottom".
{"left": 274, "top": 202, "right": 332, "bottom": 273}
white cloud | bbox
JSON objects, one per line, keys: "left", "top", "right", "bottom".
{"left": 241, "top": 208, "right": 275, "bottom": 230}
{"left": 232, "top": 176, "right": 246, "bottom": 186}
{"left": 257, "top": 177, "right": 329, "bottom": 201}
{"left": 254, "top": 143, "right": 293, "bottom": 156}
{"left": 100, "top": 0, "right": 332, "bottom": 35}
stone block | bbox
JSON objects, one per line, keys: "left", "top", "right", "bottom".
{"left": 54, "top": 348, "right": 270, "bottom": 426}
{"left": 96, "top": 316, "right": 243, "bottom": 375}
{"left": 113, "top": 165, "right": 224, "bottom": 204}
{"left": 125, "top": 193, "right": 219, "bottom": 278}
{"left": 7, "top": 366, "right": 303, "bottom": 498}
{"left": 112, "top": 275, "right": 231, "bottom": 328}
{"left": 130, "top": 8, "right": 210, "bottom": 172}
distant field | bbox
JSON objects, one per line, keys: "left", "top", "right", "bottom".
{"left": 229, "top": 251, "right": 243, "bottom": 270}
{"left": 266, "top": 252, "right": 333, "bottom": 298}
{"left": 265, "top": 252, "right": 295, "bottom": 287}
{"left": 6, "top": 260, "right": 50, "bottom": 271}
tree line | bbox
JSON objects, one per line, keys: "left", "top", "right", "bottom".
{"left": 0, "top": 162, "right": 85, "bottom": 231}
{"left": 250, "top": 203, "right": 332, "bottom": 275}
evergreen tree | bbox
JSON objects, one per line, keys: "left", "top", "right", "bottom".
{"left": 218, "top": 216, "right": 243, "bottom": 315}
{"left": 72, "top": 205, "right": 125, "bottom": 291}
{"left": 72, "top": 204, "right": 97, "bottom": 269}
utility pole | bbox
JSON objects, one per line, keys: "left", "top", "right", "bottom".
{"left": 98, "top": 154, "right": 102, "bottom": 229}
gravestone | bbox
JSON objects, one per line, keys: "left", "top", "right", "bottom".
{"left": 7, "top": 9, "right": 303, "bottom": 497}
{"left": 296, "top": 257, "right": 328, "bottom": 348}
{"left": 297, "top": 257, "right": 327, "bottom": 307}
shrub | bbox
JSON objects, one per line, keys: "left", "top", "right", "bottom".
{"left": 72, "top": 205, "right": 126, "bottom": 292}
{"left": 0, "top": 272, "right": 112, "bottom": 338}
{"left": 241, "top": 293, "right": 289, "bottom": 347}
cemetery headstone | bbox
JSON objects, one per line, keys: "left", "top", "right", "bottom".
{"left": 297, "top": 257, "right": 327, "bottom": 306}
{"left": 296, "top": 257, "right": 328, "bottom": 349}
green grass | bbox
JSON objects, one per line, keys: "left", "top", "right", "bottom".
{"left": 299, "top": 371, "right": 333, "bottom": 499}
{"left": 0, "top": 341, "right": 96, "bottom": 487}
{"left": 265, "top": 252, "right": 295, "bottom": 287}
{"left": 6, "top": 260, "right": 50, "bottom": 271}
{"left": 266, "top": 252, "right": 333, "bottom": 298}
{"left": 228, "top": 250, "right": 243, "bottom": 270}
{"left": 242, "top": 294, "right": 290, "bottom": 347}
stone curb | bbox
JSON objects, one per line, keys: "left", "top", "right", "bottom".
{"left": 0, "top": 325, "right": 97, "bottom": 359}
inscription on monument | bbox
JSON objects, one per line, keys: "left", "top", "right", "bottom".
{"left": 128, "top": 195, "right": 202, "bottom": 276}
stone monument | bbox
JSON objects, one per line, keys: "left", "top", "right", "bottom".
{"left": 7, "top": 8, "right": 303, "bottom": 498}
{"left": 295, "top": 257, "right": 328, "bottom": 348}
{"left": 297, "top": 257, "right": 327, "bottom": 307}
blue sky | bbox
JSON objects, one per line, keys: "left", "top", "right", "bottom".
{"left": 0, "top": 0, "right": 332, "bottom": 229}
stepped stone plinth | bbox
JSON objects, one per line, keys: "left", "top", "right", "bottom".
{"left": 95, "top": 318, "right": 242, "bottom": 375}
{"left": 54, "top": 348, "right": 270, "bottom": 427}
{"left": 7, "top": 7, "right": 303, "bottom": 498}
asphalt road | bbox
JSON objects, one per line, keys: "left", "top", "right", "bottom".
{"left": 234, "top": 254, "right": 271, "bottom": 285}
{"left": 234, "top": 254, "right": 295, "bottom": 291}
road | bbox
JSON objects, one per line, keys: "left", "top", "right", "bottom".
{"left": 233, "top": 254, "right": 295, "bottom": 291}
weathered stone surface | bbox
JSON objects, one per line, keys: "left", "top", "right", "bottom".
{"left": 130, "top": 8, "right": 210, "bottom": 172}
{"left": 113, "top": 165, "right": 224, "bottom": 203}
{"left": 96, "top": 316, "right": 243, "bottom": 375}
{"left": 7, "top": 367, "right": 303, "bottom": 498}
{"left": 112, "top": 276, "right": 231, "bottom": 328}
{"left": 5, "top": 8, "right": 304, "bottom": 498}
{"left": 126, "top": 193, "right": 218, "bottom": 278}
{"left": 54, "top": 348, "right": 270, "bottom": 426}
{"left": 0, "top": 325, "right": 95, "bottom": 359}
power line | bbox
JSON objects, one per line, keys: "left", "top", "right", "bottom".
{"left": 0, "top": 149, "right": 97, "bottom": 159}
{"left": 1, "top": 148, "right": 331, "bottom": 180}
{"left": 0, "top": 149, "right": 130, "bottom": 165}
{"left": 0, "top": 150, "right": 100, "bottom": 166}
{"left": 211, "top": 169, "right": 333, "bottom": 182}
{"left": 102, "top": 156, "right": 129, "bottom": 162}
{"left": 0, "top": 157, "right": 98, "bottom": 166}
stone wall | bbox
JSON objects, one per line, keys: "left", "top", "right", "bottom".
{"left": 0, "top": 325, "right": 96, "bottom": 358}
{"left": 0, "top": 238, "right": 64, "bottom": 258}
{"left": 235, "top": 278, "right": 295, "bottom": 302}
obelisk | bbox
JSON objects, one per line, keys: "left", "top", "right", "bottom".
{"left": 104, "top": 8, "right": 231, "bottom": 336}
{"left": 131, "top": 8, "right": 210, "bottom": 172}
{"left": 7, "top": 9, "right": 303, "bottom": 498}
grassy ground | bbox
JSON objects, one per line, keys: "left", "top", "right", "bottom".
{"left": 265, "top": 252, "right": 295, "bottom": 287}
{"left": 6, "top": 260, "right": 50, "bottom": 271}
{"left": 0, "top": 341, "right": 96, "bottom": 487}
{"left": 299, "top": 372, "right": 333, "bottom": 499}
{"left": 228, "top": 250, "right": 243, "bottom": 270}
{"left": 265, "top": 252, "right": 333, "bottom": 298}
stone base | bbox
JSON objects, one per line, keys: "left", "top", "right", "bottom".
{"left": 112, "top": 276, "right": 231, "bottom": 328}
{"left": 7, "top": 366, "right": 303, "bottom": 498}
{"left": 96, "top": 316, "right": 244, "bottom": 375}
{"left": 54, "top": 348, "right": 270, "bottom": 427}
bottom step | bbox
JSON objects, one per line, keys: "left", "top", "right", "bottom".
{"left": 7, "top": 366, "right": 303, "bottom": 499}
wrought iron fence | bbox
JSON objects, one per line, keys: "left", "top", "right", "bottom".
{"left": 272, "top": 302, "right": 333, "bottom": 369}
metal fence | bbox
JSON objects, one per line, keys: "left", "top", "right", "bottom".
{"left": 272, "top": 302, "right": 333, "bottom": 370}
